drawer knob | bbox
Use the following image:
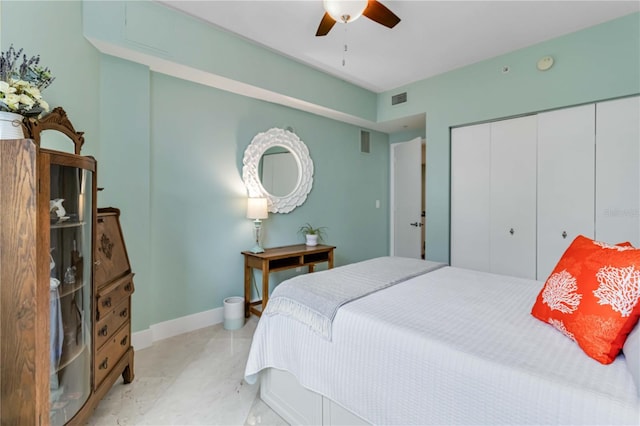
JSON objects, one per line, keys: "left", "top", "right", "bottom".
{"left": 119, "top": 308, "right": 128, "bottom": 318}
{"left": 99, "top": 325, "right": 108, "bottom": 336}
{"left": 120, "top": 336, "right": 128, "bottom": 346}
{"left": 102, "top": 297, "right": 112, "bottom": 308}
{"left": 99, "top": 358, "right": 109, "bottom": 370}
{"left": 124, "top": 283, "right": 132, "bottom": 292}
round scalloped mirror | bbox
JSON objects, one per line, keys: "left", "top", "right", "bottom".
{"left": 242, "top": 128, "right": 314, "bottom": 213}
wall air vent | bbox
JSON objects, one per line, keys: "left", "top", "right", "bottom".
{"left": 360, "top": 130, "right": 370, "bottom": 153}
{"left": 391, "top": 92, "right": 407, "bottom": 105}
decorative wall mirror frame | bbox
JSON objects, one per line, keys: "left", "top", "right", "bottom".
{"left": 242, "top": 127, "right": 314, "bottom": 213}
{"left": 24, "top": 107, "right": 85, "bottom": 155}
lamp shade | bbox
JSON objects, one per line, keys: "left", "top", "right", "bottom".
{"left": 323, "top": 0, "right": 367, "bottom": 23}
{"left": 247, "top": 197, "right": 268, "bottom": 220}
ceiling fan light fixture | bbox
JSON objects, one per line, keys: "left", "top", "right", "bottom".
{"left": 323, "top": 0, "right": 368, "bottom": 24}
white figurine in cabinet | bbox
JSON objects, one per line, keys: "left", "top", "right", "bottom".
{"left": 49, "top": 198, "right": 66, "bottom": 220}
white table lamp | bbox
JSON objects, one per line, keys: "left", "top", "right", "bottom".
{"left": 247, "top": 197, "right": 268, "bottom": 253}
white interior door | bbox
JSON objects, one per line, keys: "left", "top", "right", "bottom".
{"left": 595, "top": 96, "right": 640, "bottom": 246}
{"left": 451, "top": 124, "right": 491, "bottom": 272}
{"left": 537, "top": 104, "right": 595, "bottom": 280}
{"left": 490, "top": 115, "right": 537, "bottom": 279}
{"left": 392, "top": 137, "right": 422, "bottom": 258}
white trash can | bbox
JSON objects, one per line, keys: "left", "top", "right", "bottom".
{"left": 223, "top": 297, "right": 245, "bottom": 331}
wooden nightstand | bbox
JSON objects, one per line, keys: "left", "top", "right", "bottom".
{"left": 241, "top": 244, "right": 335, "bottom": 317}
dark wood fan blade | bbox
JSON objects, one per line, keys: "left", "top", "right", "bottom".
{"left": 316, "top": 12, "right": 337, "bottom": 36}
{"left": 363, "top": 0, "right": 401, "bottom": 28}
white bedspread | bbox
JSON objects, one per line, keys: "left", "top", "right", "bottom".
{"left": 245, "top": 266, "right": 640, "bottom": 425}
{"left": 265, "top": 257, "right": 444, "bottom": 340}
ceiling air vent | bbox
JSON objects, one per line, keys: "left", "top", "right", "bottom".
{"left": 391, "top": 92, "right": 407, "bottom": 105}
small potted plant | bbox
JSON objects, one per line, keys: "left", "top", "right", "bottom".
{"left": 298, "top": 223, "right": 327, "bottom": 247}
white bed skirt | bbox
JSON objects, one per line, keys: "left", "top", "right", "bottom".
{"left": 260, "top": 368, "right": 369, "bottom": 426}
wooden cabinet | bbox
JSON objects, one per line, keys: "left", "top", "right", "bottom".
{"left": 93, "top": 208, "right": 135, "bottom": 396}
{"left": 1, "top": 138, "right": 46, "bottom": 425}
{"left": 0, "top": 135, "right": 98, "bottom": 425}
{"left": 0, "top": 108, "right": 135, "bottom": 425}
{"left": 43, "top": 150, "right": 96, "bottom": 426}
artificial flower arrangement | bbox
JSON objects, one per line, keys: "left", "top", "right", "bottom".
{"left": 0, "top": 45, "right": 54, "bottom": 117}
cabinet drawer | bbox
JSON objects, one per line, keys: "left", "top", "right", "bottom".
{"left": 95, "top": 298, "right": 130, "bottom": 351}
{"left": 95, "top": 212, "right": 131, "bottom": 285}
{"left": 95, "top": 323, "right": 131, "bottom": 387}
{"left": 96, "top": 273, "right": 134, "bottom": 321}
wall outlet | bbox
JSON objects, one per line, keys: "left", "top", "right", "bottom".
{"left": 376, "top": 200, "right": 380, "bottom": 209}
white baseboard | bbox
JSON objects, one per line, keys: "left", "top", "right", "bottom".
{"left": 131, "top": 306, "right": 224, "bottom": 350}
{"left": 131, "top": 328, "right": 153, "bottom": 350}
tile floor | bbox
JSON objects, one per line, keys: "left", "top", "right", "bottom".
{"left": 87, "top": 318, "right": 288, "bottom": 425}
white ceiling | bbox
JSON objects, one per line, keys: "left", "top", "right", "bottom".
{"left": 153, "top": 1, "right": 638, "bottom": 133}
{"left": 157, "top": 0, "right": 639, "bottom": 93}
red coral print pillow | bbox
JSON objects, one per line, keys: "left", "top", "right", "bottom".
{"left": 531, "top": 235, "right": 640, "bottom": 364}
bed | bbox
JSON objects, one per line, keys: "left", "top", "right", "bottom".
{"left": 244, "top": 256, "right": 640, "bottom": 425}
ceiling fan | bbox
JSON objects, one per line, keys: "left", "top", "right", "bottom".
{"left": 316, "top": 0, "right": 401, "bottom": 36}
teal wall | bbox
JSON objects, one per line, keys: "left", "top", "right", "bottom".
{"left": 381, "top": 13, "right": 640, "bottom": 262}
{"left": 0, "top": 0, "right": 101, "bottom": 158}
{"left": 98, "top": 54, "right": 153, "bottom": 332}
{"left": 2, "top": 0, "right": 638, "bottom": 333}
{"left": 82, "top": 0, "right": 377, "bottom": 123}
{"left": 144, "top": 72, "right": 389, "bottom": 326}
{"left": 1, "top": 0, "right": 389, "bottom": 333}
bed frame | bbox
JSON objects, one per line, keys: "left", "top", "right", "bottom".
{"left": 260, "top": 368, "right": 369, "bottom": 425}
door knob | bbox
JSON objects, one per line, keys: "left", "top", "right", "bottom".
{"left": 562, "top": 231, "right": 567, "bottom": 239}
{"left": 410, "top": 222, "right": 423, "bottom": 227}
{"left": 509, "top": 228, "right": 515, "bottom": 235}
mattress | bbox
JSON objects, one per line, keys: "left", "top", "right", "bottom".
{"left": 245, "top": 266, "right": 640, "bottom": 425}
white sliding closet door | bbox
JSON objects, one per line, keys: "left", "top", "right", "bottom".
{"left": 451, "top": 124, "right": 491, "bottom": 272}
{"left": 595, "top": 96, "right": 640, "bottom": 246}
{"left": 490, "top": 116, "right": 537, "bottom": 279}
{"left": 537, "top": 104, "right": 595, "bottom": 280}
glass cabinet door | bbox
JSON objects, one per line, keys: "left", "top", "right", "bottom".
{"left": 48, "top": 162, "right": 93, "bottom": 425}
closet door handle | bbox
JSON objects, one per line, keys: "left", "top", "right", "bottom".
{"left": 509, "top": 228, "right": 515, "bottom": 235}
{"left": 562, "top": 231, "right": 567, "bottom": 239}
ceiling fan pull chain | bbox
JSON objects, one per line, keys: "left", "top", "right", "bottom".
{"left": 342, "top": 26, "right": 348, "bottom": 67}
